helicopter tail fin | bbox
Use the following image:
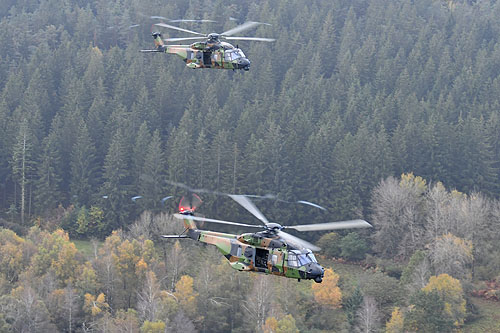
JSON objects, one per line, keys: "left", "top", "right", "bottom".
{"left": 174, "top": 213, "right": 197, "bottom": 230}
{"left": 183, "top": 216, "right": 197, "bottom": 230}
{"left": 139, "top": 32, "right": 165, "bottom": 53}
{"left": 152, "top": 31, "right": 165, "bottom": 51}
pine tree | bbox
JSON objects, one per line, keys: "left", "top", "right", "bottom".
{"left": 70, "top": 119, "right": 98, "bottom": 207}
{"left": 139, "top": 130, "right": 165, "bottom": 212}
{"left": 132, "top": 122, "right": 152, "bottom": 191}
{"left": 34, "top": 129, "right": 62, "bottom": 214}
{"left": 86, "top": 84, "right": 109, "bottom": 162}
{"left": 1, "top": 68, "right": 25, "bottom": 112}
{"left": 193, "top": 129, "right": 209, "bottom": 188}
{"left": 0, "top": 100, "right": 12, "bottom": 209}
{"left": 100, "top": 128, "right": 133, "bottom": 231}
{"left": 453, "top": 116, "right": 497, "bottom": 195}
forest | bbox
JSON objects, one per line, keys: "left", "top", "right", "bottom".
{"left": 1, "top": 0, "right": 500, "bottom": 331}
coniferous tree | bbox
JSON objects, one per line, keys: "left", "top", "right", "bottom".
{"left": 139, "top": 130, "right": 165, "bottom": 212}
{"left": 86, "top": 84, "right": 109, "bottom": 162}
{"left": 70, "top": 120, "right": 98, "bottom": 207}
{"left": 0, "top": 101, "right": 11, "bottom": 207}
{"left": 34, "top": 129, "right": 62, "bottom": 214}
{"left": 1, "top": 68, "right": 25, "bottom": 113}
{"left": 101, "top": 128, "right": 133, "bottom": 231}
{"left": 132, "top": 122, "right": 152, "bottom": 190}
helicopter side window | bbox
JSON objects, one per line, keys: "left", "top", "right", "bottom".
{"left": 288, "top": 254, "right": 298, "bottom": 267}
{"left": 224, "top": 51, "right": 233, "bottom": 61}
{"left": 271, "top": 254, "right": 278, "bottom": 265}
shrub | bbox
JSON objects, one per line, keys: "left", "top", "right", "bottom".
{"left": 340, "top": 232, "right": 368, "bottom": 261}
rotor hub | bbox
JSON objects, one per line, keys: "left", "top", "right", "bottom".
{"left": 207, "top": 33, "right": 220, "bottom": 42}
{"left": 265, "top": 223, "right": 283, "bottom": 232}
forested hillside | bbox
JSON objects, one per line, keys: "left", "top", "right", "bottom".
{"left": 1, "top": 0, "right": 500, "bottom": 332}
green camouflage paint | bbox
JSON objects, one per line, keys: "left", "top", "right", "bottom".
{"left": 145, "top": 33, "right": 249, "bottom": 70}
{"left": 181, "top": 215, "right": 316, "bottom": 280}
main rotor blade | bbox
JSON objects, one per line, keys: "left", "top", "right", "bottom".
{"left": 221, "top": 21, "right": 266, "bottom": 36}
{"left": 154, "top": 23, "right": 205, "bottom": 36}
{"left": 277, "top": 231, "right": 320, "bottom": 251}
{"left": 150, "top": 16, "right": 168, "bottom": 20}
{"left": 229, "top": 195, "right": 269, "bottom": 225}
{"left": 296, "top": 200, "right": 327, "bottom": 211}
{"left": 285, "top": 219, "right": 372, "bottom": 232}
{"left": 224, "top": 36, "right": 275, "bottom": 42}
{"left": 170, "top": 19, "right": 217, "bottom": 23}
{"left": 164, "top": 37, "right": 206, "bottom": 42}
{"left": 166, "top": 180, "right": 226, "bottom": 196}
{"left": 173, "top": 213, "right": 263, "bottom": 229}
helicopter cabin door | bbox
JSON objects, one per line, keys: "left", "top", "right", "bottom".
{"left": 255, "top": 248, "right": 268, "bottom": 271}
{"left": 203, "top": 52, "right": 212, "bottom": 67}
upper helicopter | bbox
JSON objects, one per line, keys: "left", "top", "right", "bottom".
{"left": 162, "top": 191, "right": 372, "bottom": 283}
{"left": 140, "top": 20, "right": 275, "bottom": 70}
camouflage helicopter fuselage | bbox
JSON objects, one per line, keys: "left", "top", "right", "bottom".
{"left": 147, "top": 32, "right": 251, "bottom": 70}
{"left": 177, "top": 212, "right": 325, "bottom": 282}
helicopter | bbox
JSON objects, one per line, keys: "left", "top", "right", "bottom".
{"left": 140, "top": 20, "right": 275, "bottom": 70}
{"left": 162, "top": 193, "right": 372, "bottom": 283}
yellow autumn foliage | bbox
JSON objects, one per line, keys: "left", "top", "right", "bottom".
{"left": 422, "top": 274, "right": 466, "bottom": 327}
{"left": 262, "top": 316, "right": 278, "bottom": 333}
{"left": 174, "top": 275, "right": 198, "bottom": 313}
{"left": 0, "top": 228, "right": 26, "bottom": 282}
{"left": 141, "top": 320, "right": 166, "bottom": 333}
{"left": 311, "top": 268, "right": 342, "bottom": 309}
{"left": 385, "top": 307, "right": 404, "bottom": 333}
{"left": 84, "top": 292, "right": 109, "bottom": 316}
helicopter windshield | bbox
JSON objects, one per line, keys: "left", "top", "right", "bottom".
{"left": 288, "top": 250, "right": 318, "bottom": 267}
{"left": 224, "top": 50, "right": 245, "bottom": 61}
{"left": 297, "top": 254, "right": 312, "bottom": 266}
{"left": 307, "top": 252, "right": 318, "bottom": 263}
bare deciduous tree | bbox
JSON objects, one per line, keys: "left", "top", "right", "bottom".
{"left": 411, "top": 257, "right": 431, "bottom": 290}
{"left": 430, "top": 233, "right": 473, "bottom": 280}
{"left": 168, "top": 240, "right": 187, "bottom": 290}
{"left": 371, "top": 175, "right": 426, "bottom": 259}
{"left": 129, "top": 210, "right": 154, "bottom": 240}
{"left": 137, "top": 271, "right": 162, "bottom": 322}
{"left": 243, "top": 275, "right": 275, "bottom": 330}
{"left": 355, "top": 296, "right": 381, "bottom": 333}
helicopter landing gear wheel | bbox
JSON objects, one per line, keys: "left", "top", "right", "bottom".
{"left": 314, "top": 276, "right": 323, "bottom": 283}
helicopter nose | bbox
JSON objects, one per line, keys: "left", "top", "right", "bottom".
{"left": 306, "top": 263, "right": 325, "bottom": 283}
{"left": 238, "top": 58, "right": 251, "bottom": 70}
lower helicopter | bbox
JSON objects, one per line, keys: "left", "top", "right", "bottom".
{"left": 162, "top": 193, "right": 372, "bottom": 283}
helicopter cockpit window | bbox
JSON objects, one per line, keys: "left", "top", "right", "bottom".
{"left": 307, "top": 253, "right": 318, "bottom": 263}
{"left": 224, "top": 50, "right": 244, "bottom": 61}
{"left": 288, "top": 254, "right": 298, "bottom": 267}
{"left": 297, "top": 254, "right": 312, "bottom": 266}
{"left": 236, "top": 50, "right": 245, "bottom": 58}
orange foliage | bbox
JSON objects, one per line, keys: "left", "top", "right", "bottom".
{"left": 84, "top": 292, "right": 109, "bottom": 316}
{"left": 262, "top": 316, "right": 279, "bottom": 333}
